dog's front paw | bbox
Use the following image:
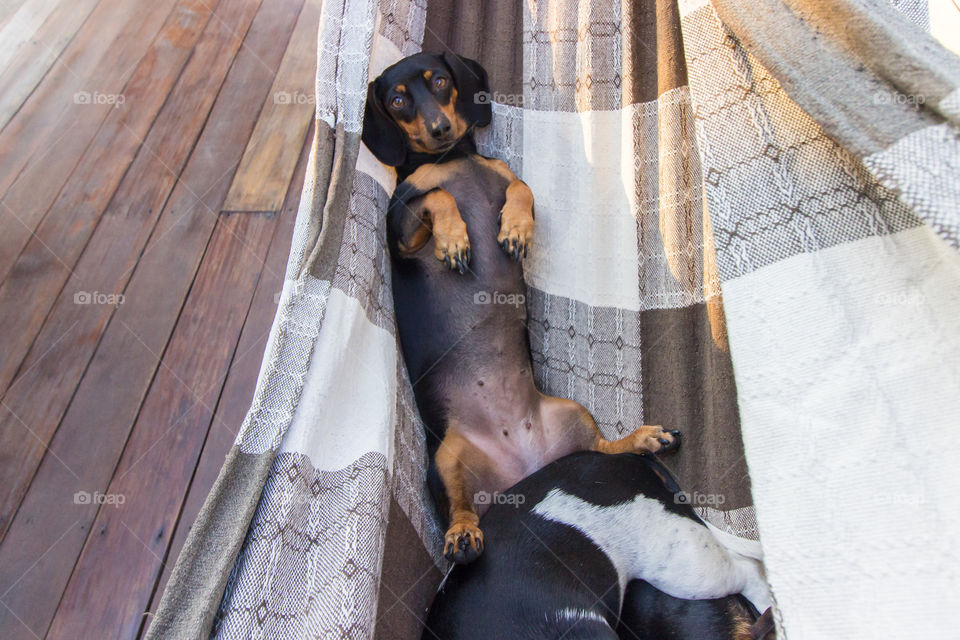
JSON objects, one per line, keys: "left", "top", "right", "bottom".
{"left": 443, "top": 518, "right": 484, "bottom": 564}
{"left": 433, "top": 218, "right": 471, "bottom": 274}
{"left": 632, "top": 425, "right": 682, "bottom": 454}
{"left": 497, "top": 203, "right": 533, "bottom": 262}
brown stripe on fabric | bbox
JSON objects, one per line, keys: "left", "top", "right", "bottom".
{"left": 709, "top": 0, "right": 948, "bottom": 157}
{"left": 623, "top": 0, "right": 689, "bottom": 105}
{"left": 373, "top": 497, "right": 444, "bottom": 640}
{"left": 144, "top": 447, "right": 277, "bottom": 640}
{"left": 640, "top": 303, "right": 752, "bottom": 510}
{"left": 655, "top": 0, "right": 688, "bottom": 96}
{"left": 423, "top": 0, "right": 523, "bottom": 99}
{"left": 525, "top": 0, "right": 625, "bottom": 112}
{"left": 623, "top": 0, "right": 659, "bottom": 104}
{"left": 305, "top": 125, "right": 363, "bottom": 281}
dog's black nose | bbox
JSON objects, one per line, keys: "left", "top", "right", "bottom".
{"left": 430, "top": 120, "right": 451, "bottom": 139}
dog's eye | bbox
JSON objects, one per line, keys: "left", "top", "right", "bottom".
{"left": 434, "top": 76, "right": 448, "bottom": 89}
{"left": 390, "top": 95, "right": 404, "bottom": 109}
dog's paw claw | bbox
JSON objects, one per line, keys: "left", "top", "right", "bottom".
{"left": 435, "top": 243, "right": 471, "bottom": 274}
{"left": 443, "top": 522, "right": 484, "bottom": 565}
{"left": 434, "top": 221, "right": 471, "bottom": 274}
{"left": 497, "top": 206, "right": 533, "bottom": 262}
{"left": 658, "top": 429, "right": 681, "bottom": 453}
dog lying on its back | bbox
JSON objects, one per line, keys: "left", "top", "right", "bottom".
{"left": 362, "top": 52, "right": 679, "bottom": 564}
{"left": 424, "top": 452, "right": 771, "bottom": 640}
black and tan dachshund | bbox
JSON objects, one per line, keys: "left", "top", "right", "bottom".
{"left": 362, "top": 52, "right": 680, "bottom": 564}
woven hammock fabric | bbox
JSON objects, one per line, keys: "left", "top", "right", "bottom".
{"left": 146, "top": 0, "right": 960, "bottom": 638}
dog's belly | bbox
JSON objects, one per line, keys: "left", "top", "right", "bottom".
{"left": 448, "top": 384, "right": 594, "bottom": 501}
{"left": 390, "top": 166, "right": 532, "bottom": 434}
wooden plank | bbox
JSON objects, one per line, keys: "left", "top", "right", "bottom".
{"left": 0, "top": 0, "right": 235, "bottom": 543}
{"left": 0, "top": 0, "right": 30, "bottom": 31}
{"left": 0, "top": 0, "right": 178, "bottom": 260}
{"left": 142, "top": 121, "right": 313, "bottom": 630}
{"left": 0, "top": 0, "right": 63, "bottom": 75}
{"left": 222, "top": 0, "right": 319, "bottom": 212}
{"left": 0, "top": 0, "right": 219, "bottom": 415}
{"left": 45, "top": 210, "right": 276, "bottom": 640}
{"left": 0, "top": 0, "right": 100, "bottom": 131}
{"left": 0, "top": 2, "right": 303, "bottom": 638}
{"left": 0, "top": 0, "right": 175, "bottom": 193}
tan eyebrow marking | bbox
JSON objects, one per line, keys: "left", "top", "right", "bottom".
{"left": 395, "top": 84, "right": 406, "bottom": 93}
{"left": 424, "top": 70, "right": 433, "bottom": 81}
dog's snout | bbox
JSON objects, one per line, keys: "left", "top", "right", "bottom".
{"left": 429, "top": 117, "right": 452, "bottom": 139}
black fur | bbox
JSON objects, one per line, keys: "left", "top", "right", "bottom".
{"left": 363, "top": 79, "right": 407, "bottom": 167}
{"left": 441, "top": 51, "right": 491, "bottom": 128}
{"left": 617, "top": 580, "right": 756, "bottom": 640}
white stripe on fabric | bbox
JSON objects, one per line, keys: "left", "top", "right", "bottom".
{"left": 316, "top": 0, "right": 377, "bottom": 132}
{"left": 279, "top": 287, "right": 398, "bottom": 472}
{"left": 522, "top": 108, "right": 642, "bottom": 310}
{"left": 723, "top": 224, "right": 960, "bottom": 640}
{"left": 522, "top": 89, "right": 708, "bottom": 312}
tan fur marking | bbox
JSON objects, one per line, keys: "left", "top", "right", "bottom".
{"left": 728, "top": 601, "right": 755, "bottom": 640}
{"left": 440, "top": 87, "right": 467, "bottom": 140}
{"left": 436, "top": 430, "right": 485, "bottom": 559}
{"left": 403, "top": 160, "right": 465, "bottom": 192}
{"left": 397, "top": 115, "right": 434, "bottom": 153}
{"left": 475, "top": 156, "right": 517, "bottom": 182}
{"left": 423, "top": 69, "right": 433, "bottom": 80}
{"left": 396, "top": 219, "right": 432, "bottom": 256}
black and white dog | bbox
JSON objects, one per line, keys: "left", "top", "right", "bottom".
{"left": 424, "top": 452, "right": 770, "bottom": 639}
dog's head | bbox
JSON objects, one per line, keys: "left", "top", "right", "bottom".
{"left": 362, "top": 52, "right": 491, "bottom": 167}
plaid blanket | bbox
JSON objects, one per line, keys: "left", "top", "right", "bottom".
{"left": 146, "top": 1, "right": 960, "bottom": 638}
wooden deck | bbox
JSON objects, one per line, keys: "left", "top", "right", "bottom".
{"left": 0, "top": 1, "right": 319, "bottom": 637}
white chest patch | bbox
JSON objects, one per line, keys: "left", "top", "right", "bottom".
{"left": 531, "top": 488, "right": 771, "bottom": 610}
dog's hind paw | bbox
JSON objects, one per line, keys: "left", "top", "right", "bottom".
{"left": 443, "top": 519, "right": 484, "bottom": 564}
{"left": 633, "top": 425, "right": 681, "bottom": 454}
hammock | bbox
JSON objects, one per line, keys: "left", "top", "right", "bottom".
{"left": 146, "top": 0, "right": 960, "bottom": 638}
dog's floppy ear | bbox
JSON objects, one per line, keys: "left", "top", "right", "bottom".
{"left": 362, "top": 79, "right": 407, "bottom": 166}
{"left": 442, "top": 52, "right": 491, "bottom": 128}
